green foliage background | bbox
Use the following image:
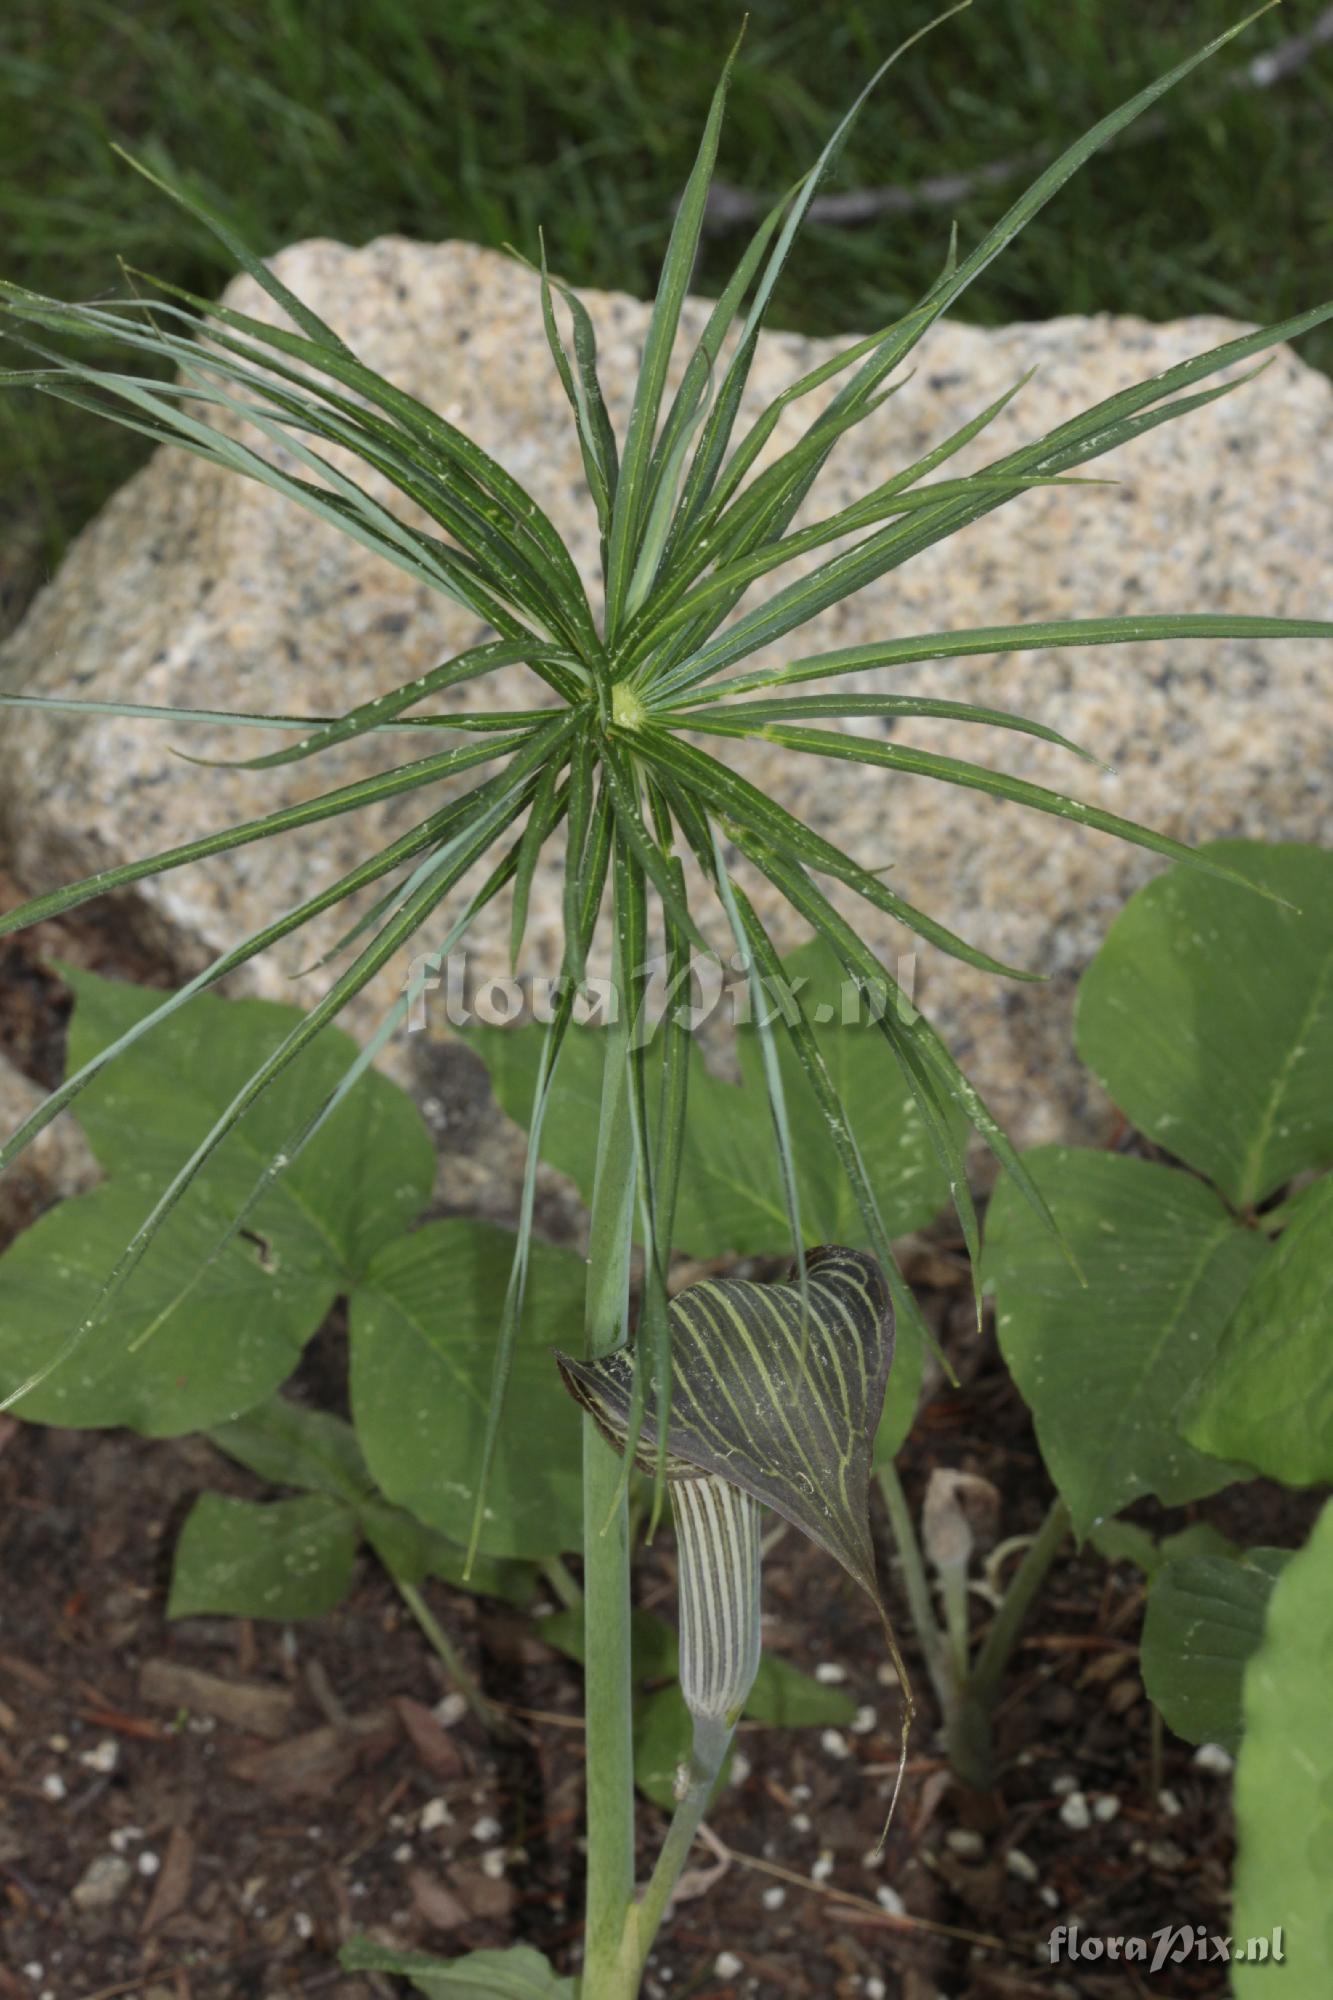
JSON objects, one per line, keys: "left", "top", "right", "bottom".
{"left": 4, "top": 0, "right": 1330, "bottom": 597}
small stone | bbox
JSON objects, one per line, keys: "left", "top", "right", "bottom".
{"left": 714, "top": 1951, "right": 744, "bottom": 1980}
{"left": 1039, "top": 1885, "right": 1060, "bottom": 1909}
{"left": 1158, "top": 1788, "right": 1183, "bottom": 1817}
{"left": 480, "top": 1849, "right": 507, "bottom": 1880}
{"left": 21, "top": 1969, "right": 41, "bottom": 1984}
{"left": 471, "top": 1815, "right": 502, "bottom": 1842}
{"left": 875, "top": 1662, "right": 901, "bottom": 1689}
{"left": 293, "top": 1911, "right": 314, "bottom": 1940}
{"left": 945, "top": 1828, "right": 985, "bottom": 1858}
{"left": 46, "top": 1735, "right": 69, "bottom": 1753}
{"left": 1193, "top": 1742, "right": 1234, "bottom": 1776}
{"left": 865, "top": 1980, "right": 887, "bottom": 2000}
{"left": 820, "top": 1728, "right": 851, "bottom": 1760}
{"left": 137, "top": 1850, "right": 161, "bottom": 1877}
{"left": 761, "top": 1885, "right": 785, "bottom": 1910}
{"left": 1049, "top": 1772, "right": 1078, "bottom": 1797}
{"left": 1092, "top": 1794, "right": 1121, "bottom": 1823}
{"left": 1147, "top": 1838, "right": 1188, "bottom": 1870}
{"left": 789, "top": 1783, "right": 811, "bottom": 1804}
{"left": 875, "top": 1885, "right": 905, "bottom": 1915}
{"left": 791, "top": 1813, "right": 812, "bottom": 1834}
{"left": 419, "top": 1797, "right": 452, "bottom": 1832}
{"left": 814, "top": 1663, "right": 847, "bottom": 1684}
{"left": 851, "top": 1704, "right": 877, "bottom": 1735}
{"left": 811, "top": 1849, "right": 835, "bottom": 1884}
{"left": 729, "top": 1751, "right": 752, "bottom": 1785}
{"left": 78, "top": 1738, "right": 119, "bottom": 1775}
{"left": 1058, "top": 1790, "right": 1092, "bottom": 1831}
{"left": 71, "top": 1853, "right": 133, "bottom": 1910}
{"left": 433, "top": 1693, "right": 468, "bottom": 1729}
{"left": 40, "top": 1774, "right": 66, "bottom": 1802}
{"left": 860, "top": 1848, "right": 883, "bottom": 1870}
{"left": 392, "top": 1842, "right": 413, "bottom": 1863}
{"left": 1005, "top": 1848, "right": 1040, "bottom": 1883}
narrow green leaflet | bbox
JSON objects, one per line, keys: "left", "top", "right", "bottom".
{"left": 1184, "top": 1176, "right": 1333, "bottom": 1487}
{"left": 1141, "top": 1547, "right": 1290, "bottom": 1752}
{"left": 1232, "top": 1498, "right": 1333, "bottom": 1998}
{"left": 1076, "top": 842, "right": 1333, "bottom": 1211}
{"left": 350, "top": 1220, "right": 587, "bottom": 1560}
{"left": 983, "top": 1148, "right": 1265, "bottom": 1537}
{"left": 168, "top": 1492, "right": 360, "bottom": 1621}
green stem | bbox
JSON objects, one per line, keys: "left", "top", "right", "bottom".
{"left": 393, "top": 1574, "right": 504, "bottom": 1734}
{"left": 969, "top": 1495, "right": 1070, "bottom": 1707}
{"left": 540, "top": 1554, "right": 585, "bottom": 1611}
{"left": 876, "top": 1464, "right": 955, "bottom": 1715}
{"left": 945, "top": 1495, "right": 1071, "bottom": 1789}
{"left": 580, "top": 930, "right": 639, "bottom": 2000}
{"left": 618, "top": 1717, "right": 729, "bottom": 1990}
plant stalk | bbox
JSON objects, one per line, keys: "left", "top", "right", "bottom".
{"left": 580, "top": 925, "right": 640, "bottom": 2000}
{"left": 392, "top": 1574, "right": 503, "bottom": 1733}
{"left": 616, "top": 1716, "right": 730, "bottom": 1991}
{"left": 876, "top": 1463, "right": 954, "bottom": 1714}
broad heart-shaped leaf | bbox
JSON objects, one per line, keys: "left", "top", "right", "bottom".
{"left": 558, "top": 1246, "right": 893, "bottom": 1607}
{"left": 461, "top": 938, "right": 955, "bottom": 1256}
{"left": 1232, "top": 1498, "right": 1333, "bottom": 1998}
{"left": 982, "top": 1148, "right": 1265, "bottom": 1538}
{"left": 1074, "top": 843, "right": 1333, "bottom": 1211}
{"left": 207, "top": 1396, "right": 537, "bottom": 1603}
{"left": 350, "top": 1220, "right": 586, "bottom": 1561}
{"left": 340, "top": 1940, "right": 573, "bottom": 1999}
{"left": 1141, "top": 1546, "right": 1290, "bottom": 1752}
{"left": 633, "top": 1681, "right": 731, "bottom": 1810}
{"left": 168, "top": 1492, "right": 359, "bottom": 1620}
{"left": 1184, "top": 1175, "right": 1333, "bottom": 1487}
{"left": 0, "top": 1181, "right": 328, "bottom": 1431}
{"left": 64, "top": 967, "right": 436, "bottom": 1280}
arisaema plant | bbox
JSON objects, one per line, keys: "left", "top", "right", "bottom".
{"left": 2, "top": 7, "right": 1332, "bottom": 1994}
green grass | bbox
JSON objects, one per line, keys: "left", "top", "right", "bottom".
{"left": 4, "top": 0, "right": 1330, "bottom": 610}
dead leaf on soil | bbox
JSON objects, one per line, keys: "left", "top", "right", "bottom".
{"left": 228, "top": 1709, "right": 397, "bottom": 1797}
{"left": 138, "top": 1659, "right": 294, "bottom": 1738}
{"left": 141, "top": 1823, "right": 195, "bottom": 1934}
{"left": 393, "top": 1695, "right": 465, "bottom": 1779}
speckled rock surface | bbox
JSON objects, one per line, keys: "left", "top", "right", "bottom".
{"left": 2, "top": 238, "right": 1330, "bottom": 1166}
{"left": 0, "top": 1055, "right": 97, "bottom": 1245}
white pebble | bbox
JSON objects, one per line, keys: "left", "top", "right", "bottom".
{"left": 875, "top": 1885, "right": 905, "bottom": 1915}
{"left": 790, "top": 1783, "right": 811, "bottom": 1804}
{"left": 811, "top": 1849, "right": 835, "bottom": 1883}
{"left": 480, "top": 1849, "right": 507, "bottom": 1880}
{"left": 433, "top": 1693, "right": 467, "bottom": 1728}
{"left": 1158, "top": 1788, "right": 1183, "bottom": 1817}
{"left": 791, "top": 1813, "right": 812, "bottom": 1834}
{"left": 851, "top": 1704, "right": 877, "bottom": 1735}
{"left": 78, "top": 1738, "right": 119, "bottom": 1775}
{"left": 1059, "top": 1790, "right": 1092, "bottom": 1831}
{"left": 40, "top": 1774, "right": 66, "bottom": 1802}
{"left": 392, "top": 1842, "right": 413, "bottom": 1863}
{"left": 46, "top": 1734, "right": 69, "bottom": 1752}
{"left": 1005, "top": 1847, "right": 1039, "bottom": 1883}
{"left": 137, "top": 1851, "right": 160, "bottom": 1877}
{"left": 729, "top": 1751, "right": 752, "bottom": 1785}
{"left": 860, "top": 1847, "right": 883, "bottom": 1870}
{"left": 714, "top": 1951, "right": 744, "bottom": 1979}
{"left": 761, "top": 1885, "right": 785, "bottom": 1910}
{"left": 1049, "top": 1772, "right": 1078, "bottom": 1796}
{"left": 472, "top": 1815, "right": 502, "bottom": 1842}
{"left": 420, "top": 1797, "right": 452, "bottom": 1832}
{"left": 821, "top": 1728, "right": 851, "bottom": 1760}
{"left": 865, "top": 1979, "right": 887, "bottom": 2000}
{"left": 22, "top": 1969, "right": 42, "bottom": 1984}
{"left": 1193, "top": 1742, "right": 1234, "bottom": 1776}
{"left": 1039, "top": 1884, "right": 1061, "bottom": 1909}
{"left": 293, "top": 1910, "right": 314, "bottom": 1939}
{"left": 1093, "top": 1794, "right": 1121, "bottom": 1823}
{"left": 814, "top": 1662, "right": 848, "bottom": 1684}
{"left": 945, "top": 1828, "right": 984, "bottom": 1858}
{"left": 875, "top": 1661, "right": 901, "bottom": 1688}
